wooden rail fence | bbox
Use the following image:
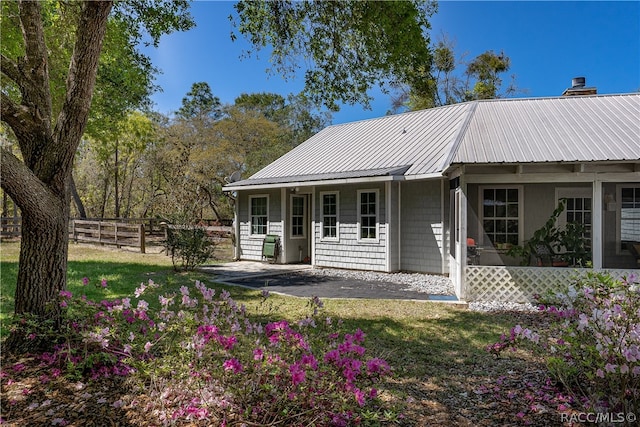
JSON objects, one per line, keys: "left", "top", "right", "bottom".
{"left": 70, "top": 220, "right": 146, "bottom": 253}
{"left": 0, "top": 217, "right": 21, "bottom": 238}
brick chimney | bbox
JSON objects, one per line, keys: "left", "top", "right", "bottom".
{"left": 562, "top": 77, "right": 597, "bottom": 96}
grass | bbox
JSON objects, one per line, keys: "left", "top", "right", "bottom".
{"left": 0, "top": 240, "right": 546, "bottom": 425}
{"left": 0, "top": 241, "right": 213, "bottom": 336}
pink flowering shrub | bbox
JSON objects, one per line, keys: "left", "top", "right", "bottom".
{"left": 11, "top": 279, "right": 396, "bottom": 426}
{"left": 489, "top": 272, "right": 640, "bottom": 421}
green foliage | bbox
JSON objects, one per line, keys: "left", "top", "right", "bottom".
{"left": 397, "top": 38, "right": 520, "bottom": 111}
{"left": 164, "top": 226, "right": 216, "bottom": 271}
{"left": 176, "top": 82, "right": 222, "bottom": 120}
{"left": 492, "top": 272, "right": 640, "bottom": 419}
{"left": 234, "top": 0, "right": 436, "bottom": 110}
{"left": 507, "top": 199, "right": 590, "bottom": 266}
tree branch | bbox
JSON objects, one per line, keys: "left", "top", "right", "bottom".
{"left": 0, "top": 148, "right": 61, "bottom": 223}
{"left": 0, "top": 92, "right": 39, "bottom": 156}
{"left": 0, "top": 53, "right": 22, "bottom": 84}
{"left": 52, "top": 1, "right": 112, "bottom": 184}
{"left": 18, "top": 0, "right": 52, "bottom": 126}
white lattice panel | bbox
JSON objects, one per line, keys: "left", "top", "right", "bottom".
{"left": 465, "top": 267, "right": 639, "bottom": 303}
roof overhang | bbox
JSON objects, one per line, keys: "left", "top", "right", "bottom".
{"left": 223, "top": 165, "right": 416, "bottom": 191}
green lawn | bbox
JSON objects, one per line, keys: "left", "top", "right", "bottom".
{"left": 0, "top": 240, "right": 550, "bottom": 425}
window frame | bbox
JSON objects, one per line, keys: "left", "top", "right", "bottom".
{"left": 320, "top": 191, "right": 340, "bottom": 242}
{"left": 290, "top": 194, "right": 306, "bottom": 239}
{"left": 478, "top": 185, "right": 523, "bottom": 247}
{"left": 357, "top": 189, "right": 379, "bottom": 242}
{"left": 249, "top": 195, "right": 269, "bottom": 237}
{"left": 616, "top": 184, "right": 640, "bottom": 254}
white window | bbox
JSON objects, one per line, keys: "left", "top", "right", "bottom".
{"left": 618, "top": 184, "right": 640, "bottom": 251}
{"left": 290, "top": 195, "right": 306, "bottom": 238}
{"left": 480, "top": 187, "right": 522, "bottom": 246}
{"left": 321, "top": 192, "right": 339, "bottom": 240}
{"left": 249, "top": 195, "right": 268, "bottom": 236}
{"left": 556, "top": 188, "right": 592, "bottom": 245}
{"left": 358, "top": 190, "right": 378, "bottom": 241}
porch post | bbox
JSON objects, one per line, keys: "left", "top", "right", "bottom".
{"left": 592, "top": 180, "right": 603, "bottom": 269}
{"left": 281, "top": 188, "right": 287, "bottom": 263}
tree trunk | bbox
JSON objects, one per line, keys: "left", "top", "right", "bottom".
{"left": 114, "top": 137, "right": 120, "bottom": 218}
{"left": 69, "top": 174, "right": 87, "bottom": 218}
{"left": 15, "top": 196, "right": 68, "bottom": 320}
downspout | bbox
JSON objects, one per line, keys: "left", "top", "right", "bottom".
{"left": 385, "top": 181, "right": 391, "bottom": 272}
{"left": 233, "top": 192, "right": 240, "bottom": 260}
{"left": 398, "top": 181, "right": 402, "bottom": 271}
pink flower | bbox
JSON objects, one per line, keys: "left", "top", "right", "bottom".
{"left": 289, "top": 363, "right": 306, "bottom": 386}
{"left": 59, "top": 290, "right": 72, "bottom": 299}
{"left": 222, "top": 358, "right": 243, "bottom": 374}
{"left": 366, "top": 358, "right": 390, "bottom": 375}
{"left": 253, "top": 348, "right": 264, "bottom": 361}
{"left": 82, "top": 277, "right": 89, "bottom": 286}
{"left": 354, "top": 388, "right": 365, "bottom": 406}
{"left": 144, "top": 342, "right": 153, "bottom": 353}
{"left": 101, "top": 278, "right": 108, "bottom": 288}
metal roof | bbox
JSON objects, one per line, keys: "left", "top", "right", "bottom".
{"left": 452, "top": 93, "right": 640, "bottom": 164}
{"left": 225, "top": 93, "right": 640, "bottom": 189}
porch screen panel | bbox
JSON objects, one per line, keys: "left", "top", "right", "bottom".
{"left": 621, "top": 187, "right": 640, "bottom": 249}
{"left": 482, "top": 188, "right": 519, "bottom": 245}
{"left": 250, "top": 196, "right": 268, "bottom": 235}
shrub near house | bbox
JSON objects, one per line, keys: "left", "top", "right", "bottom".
{"left": 489, "top": 272, "right": 640, "bottom": 423}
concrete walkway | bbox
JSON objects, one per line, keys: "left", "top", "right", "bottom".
{"left": 199, "top": 261, "right": 312, "bottom": 281}
{"left": 200, "top": 261, "right": 464, "bottom": 305}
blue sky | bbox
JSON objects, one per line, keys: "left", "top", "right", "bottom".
{"left": 140, "top": 1, "right": 640, "bottom": 124}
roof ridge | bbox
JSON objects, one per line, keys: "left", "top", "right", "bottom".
{"left": 440, "top": 101, "right": 479, "bottom": 171}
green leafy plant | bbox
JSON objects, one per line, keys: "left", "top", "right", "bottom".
{"left": 489, "top": 272, "right": 640, "bottom": 423}
{"left": 163, "top": 226, "right": 215, "bottom": 271}
{"left": 507, "top": 199, "right": 590, "bottom": 266}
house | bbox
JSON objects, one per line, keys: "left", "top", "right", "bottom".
{"left": 224, "top": 84, "right": 640, "bottom": 302}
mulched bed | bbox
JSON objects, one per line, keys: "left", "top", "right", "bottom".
{"left": 1, "top": 311, "right": 569, "bottom": 426}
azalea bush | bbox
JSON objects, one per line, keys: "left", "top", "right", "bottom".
{"left": 5, "top": 278, "right": 397, "bottom": 426}
{"left": 488, "top": 272, "right": 640, "bottom": 423}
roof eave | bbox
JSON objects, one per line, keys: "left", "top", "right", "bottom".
{"left": 223, "top": 174, "right": 405, "bottom": 192}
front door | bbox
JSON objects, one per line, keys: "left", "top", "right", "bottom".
{"left": 289, "top": 194, "right": 310, "bottom": 263}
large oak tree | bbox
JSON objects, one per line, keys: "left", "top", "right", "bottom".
{"left": 0, "top": 0, "right": 192, "bottom": 348}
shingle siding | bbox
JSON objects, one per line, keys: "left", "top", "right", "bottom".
{"left": 400, "top": 180, "right": 445, "bottom": 273}
{"left": 313, "top": 184, "right": 388, "bottom": 271}
{"left": 238, "top": 189, "right": 282, "bottom": 261}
